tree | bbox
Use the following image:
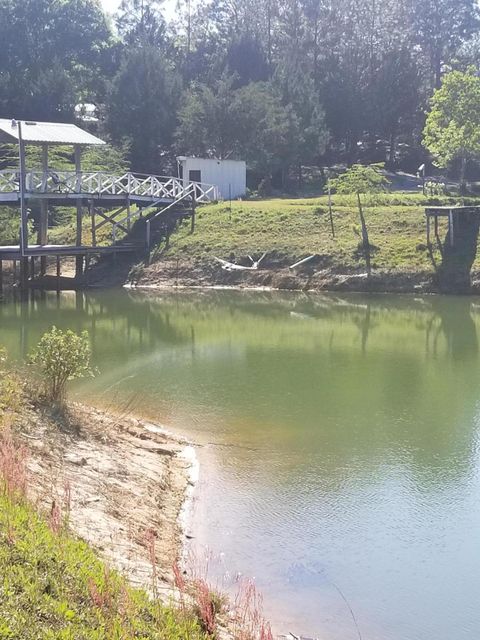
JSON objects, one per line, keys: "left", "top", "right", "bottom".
{"left": 226, "top": 34, "right": 270, "bottom": 87}
{"left": 0, "top": 0, "right": 113, "bottom": 119}
{"left": 369, "top": 48, "right": 420, "bottom": 164}
{"left": 331, "top": 164, "right": 389, "bottom": 275}
{"left": 29, "top": 327, "right": 93, "bottom": 403}
{"left": 106, "top": 46, "right": 181, "bottom": 172}
{"left": 233, "top": 81, "right": 300, "bottom": 181}
{"left": 175, "top": 78, "right": 300, "bottom": 182}
{"left": 423, "top": 69, "right": 480, "bottom": 193}
{"left": 116, "top": 0, "right": 167, "bottom": 48}
{"left": 410, "top": 0, "right": 478, "bottom": 89}
{"left": 273, "top": 56, "right": 328, "bottom": 177}
{"left": 175, "top": 75, "right": 238, "bottom": 159}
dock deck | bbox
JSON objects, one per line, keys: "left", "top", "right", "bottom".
{"left": 0, "top": 243, "right": 141, "bottom": 261}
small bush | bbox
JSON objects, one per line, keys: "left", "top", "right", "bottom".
{"left": 29, "top": 327, "right": 93, "bottom": 403}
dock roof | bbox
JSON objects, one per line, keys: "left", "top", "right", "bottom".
{"left": 0, "top": 119, "right": 105, "bottom": 146}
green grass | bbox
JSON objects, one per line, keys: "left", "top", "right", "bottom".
{"left": 0, "top": 491, "right": 209, "bottom": 640}
{"left": 163, "top": 192, "right": 480, "bottom": 272}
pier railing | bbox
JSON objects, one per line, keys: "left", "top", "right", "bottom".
{"left": 0, "top": 170, "right": 219, "bottom": 203}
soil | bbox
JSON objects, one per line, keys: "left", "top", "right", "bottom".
{"left": 129, "top": 257, "right": 439, "bottom": 294}
{"left": 4, "top": 250, "right": 480, "bottom": 295}
{"left": 13, "top": 401, "right": 196, "bottom": 596}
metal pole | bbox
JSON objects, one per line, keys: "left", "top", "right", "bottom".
{"left": 17, "top": 120, "right": 28, "bottom": 256}
{"left": 328, "top": 178, "right": 335, "bottom": 238}
{"left": 74, "top": 145, "right": 83, "bottom": 278}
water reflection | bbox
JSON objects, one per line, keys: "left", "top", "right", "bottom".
{"left": 2, "top": 289, "right": 480, "bottom": 639}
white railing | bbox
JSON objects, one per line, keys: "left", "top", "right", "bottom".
{"left": 0, "top": 169, "right": 219, "bottom": 203}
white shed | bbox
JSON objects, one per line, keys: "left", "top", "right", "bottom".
{"left": 176, "top": 156, "right": 246, "bottom": 200}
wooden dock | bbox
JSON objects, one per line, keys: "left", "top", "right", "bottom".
{"left": 425, "top": 205, "right": 480, "bottom": 247}
{"left": 0, "top": 119, "right": 218, "bottom": 291}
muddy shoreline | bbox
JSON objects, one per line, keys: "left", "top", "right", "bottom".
{"left": 3, "top": 253, "right": 480, "bottom": 295}
{"left": 15, "top": 401, "right": 198, "bottom": 598}
{"left": 126, "top": 257, "right": 480, "bottom": 296}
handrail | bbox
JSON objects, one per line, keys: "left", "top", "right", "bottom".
{"left": 0, "top": 169, "right": 218, "bottom": 202}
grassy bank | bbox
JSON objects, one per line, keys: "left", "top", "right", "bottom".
{"left": 0, "top": 488, "right": 207, "bottom": 640}
{"left": 0, "top": 341, "right": 274, "bottom": 640}
{"left": 0, "top": 387, "right": 211, "bottom": 639}
{"left": 22, "top": 191, "right": 480, "bottom": 292}
{"left": 163, "top": 192, "right": 480, "bottom": 273}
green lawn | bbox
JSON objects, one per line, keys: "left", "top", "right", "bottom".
{"left": 164, "top": 193, "right": 480, "bottom": 273}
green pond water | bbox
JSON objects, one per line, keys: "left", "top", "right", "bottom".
{"left": 1, "top": 288, "right": 480, "bottom": 639}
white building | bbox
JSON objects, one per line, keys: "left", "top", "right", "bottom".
{"left": 176, "top": 156, "right": 246, "bottom": 200}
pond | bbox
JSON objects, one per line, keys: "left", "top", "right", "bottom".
{"left": 1, "top": 288, "right": 480, "bottom": 639}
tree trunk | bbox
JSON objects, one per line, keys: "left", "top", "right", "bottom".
{"left": 389, "top": 131, "right": 396, "bottom": 166}
{"left": 437, "top": 208, "right": 480, "bottom": 293}
{"left": 459, "top": 153, "right": 467, "bottom": 197}
{"left": 357, "top": 192, "right": 371, "bottom": 276}
{"left": 433, "top": 47, "right": 442, "bottom": 89}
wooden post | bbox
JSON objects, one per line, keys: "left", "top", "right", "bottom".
{"left": 190, "top": 192, "right": 196, "bottom": 233}
{"left": 56, "top": 256, "right": 61, "bottom": 293}
{"left": 40, "top": 144, "right": 48, "bottom": 275}
{"left": 127, "top": 197, "right": 131, "bottom": 231}
{"left": 146, "top": 219, "right": 151, "bottom": 251}
{"left": 20, "top": 257, "right": 28, "bottom": 291}
{"left": 426, "top": 214, "right": 430, "bottom": 246}
{"left": 328, "top": 179, "right": 335, "bottom": 238}
{"left": 30, "top": 256, "right": 35, "bottom": 281}
{"left": 90, "top": 202, "right": 96, "bottom": 247}
{"left": 449, "top": 210, "right": 454, "bottom": 247}
{"left": 0, "top": 260, "right": 3, "bottom": 294}
{"left": 74, "top": 145, "right": 83, "bottom": 278}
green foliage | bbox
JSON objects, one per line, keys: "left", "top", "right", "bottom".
{"left": 163, "top": 192, "right": 469, "bottom": 273}
{"left": 107, "top": 46, "right": 181, "bottom": 172}
{"left": 0, "top": 494, "right": 208, "bottom": 639}
{"left": 423, "top": 69, "right": 480, "bottom": 186}
{"left": 330, "top": 164, "right": 390, "bottom": 274}
{"left": 176, "top": 78, "right": 304, "bottom": 179}
{"left": 330, "top": 164, "right": 390, "bottom": 196}
{"left": 29, "top": 328, "right": 93, "bottom": 403}
{"left": 0, "top": 208, "right": 29, "bottom": 245}
{"left": 0, "top": 0, "right": 479, "bottom": 187}
{"left": 0, "top": 0, "right": 113, "bottom": 120}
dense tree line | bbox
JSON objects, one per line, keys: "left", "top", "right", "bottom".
{"left": 0, "top": 0, "right": 479, "bottom": 187}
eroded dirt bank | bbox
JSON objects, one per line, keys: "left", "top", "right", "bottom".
{"left": 127, "top": 257, "right": 440, "bottom": 294}
{"left": 14, "top": 402, "right": 195, "bottom": 597}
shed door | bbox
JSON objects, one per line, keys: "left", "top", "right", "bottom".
{"left": 189, "top": 169, "right": 202, "bottom": 198}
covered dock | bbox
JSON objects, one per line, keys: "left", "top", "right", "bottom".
{"left": 0, "top": 118, "right": 217, "bottom": 290}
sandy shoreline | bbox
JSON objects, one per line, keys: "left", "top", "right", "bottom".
{"left": 15, "top": 401, "right": 199, "bottom": 598}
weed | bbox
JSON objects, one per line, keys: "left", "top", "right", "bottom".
{"left": 0, "top": 431, "right": 27, "bottom": 499}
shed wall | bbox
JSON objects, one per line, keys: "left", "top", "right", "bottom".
{"left": 180, "top": 158, "right": 246, "bottom": 199}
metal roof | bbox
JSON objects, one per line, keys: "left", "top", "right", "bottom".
{"left": 0, "top": 119, "right": 105, "bottom": 146}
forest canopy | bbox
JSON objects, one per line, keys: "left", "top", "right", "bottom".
{"left": 0, "top": 0, "right": 479, "bottom": 187}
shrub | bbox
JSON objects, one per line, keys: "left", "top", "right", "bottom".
{"left": 29, "top": 327, "right": 93, "bottom": 403}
